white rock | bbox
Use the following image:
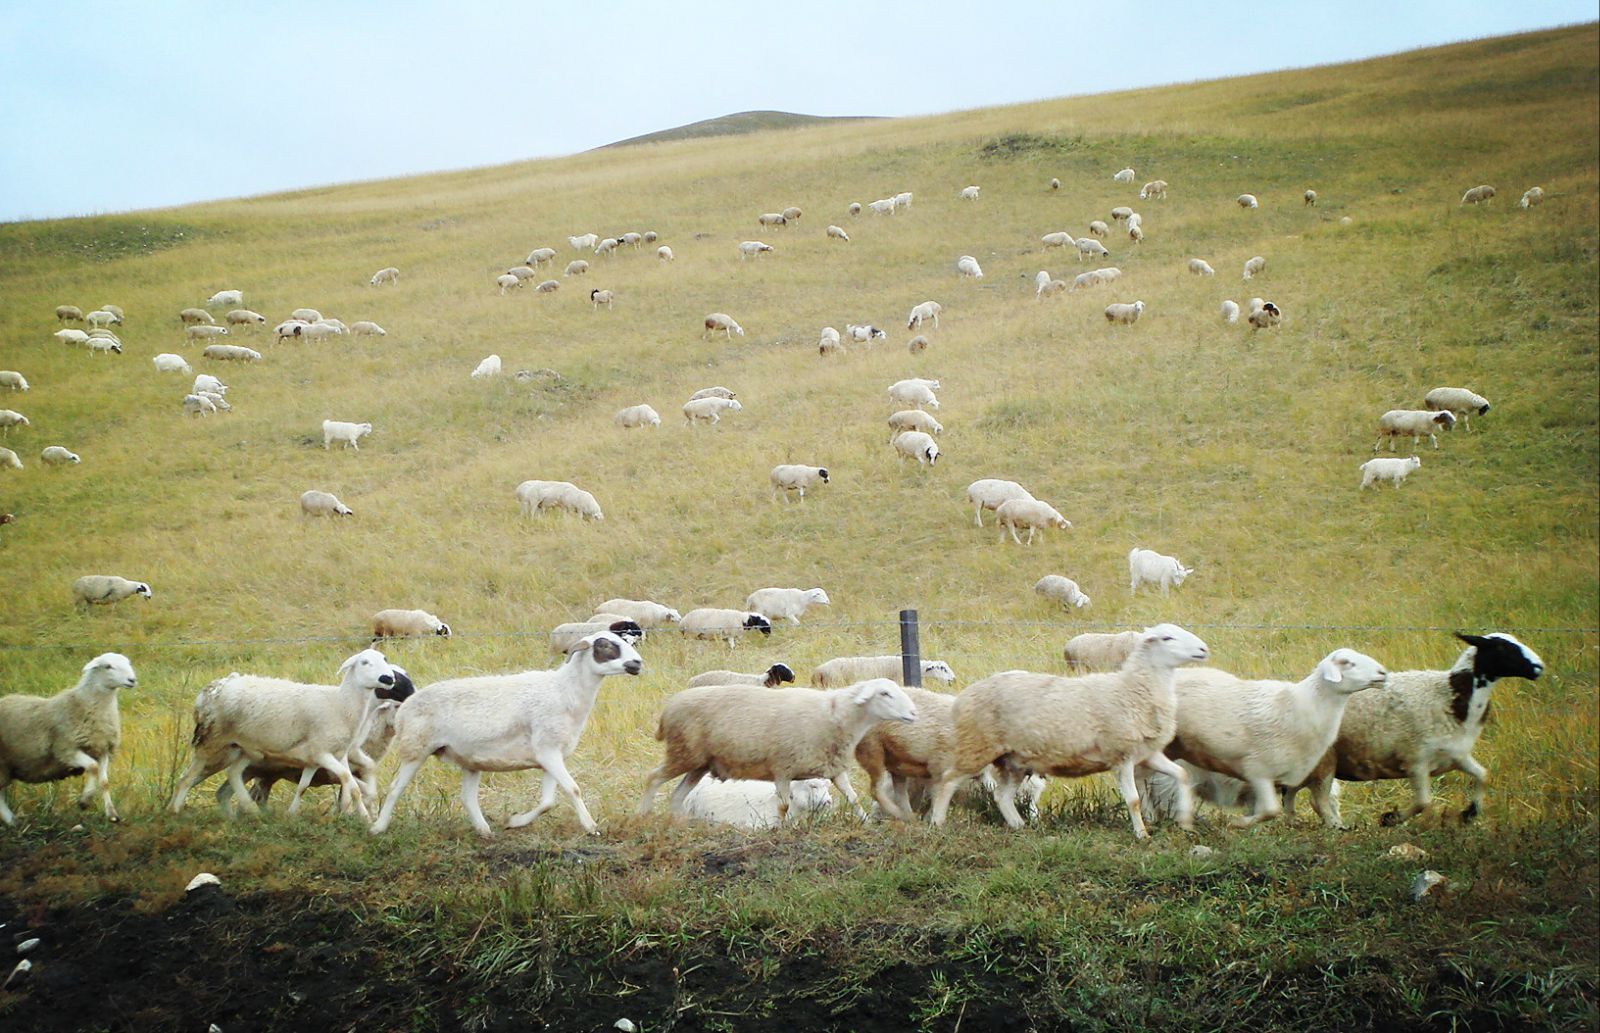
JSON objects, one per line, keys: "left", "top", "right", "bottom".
{"left": 186, "top": 872, "right": 222, "bottom": 893}
{"left": 3, "top": 959, "right": 30, "bottom": 990}
{"left": 1410, "top": 870, "right": 1448, "bottom": 901}
{"left": 614, "top": 1022, "right": 637, "bottom": 1033}
{"left": 15, "top": 938, "right": 39, "bottom": 955}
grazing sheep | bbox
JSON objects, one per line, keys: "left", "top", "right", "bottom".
{"left": 908, "top": 334, "right": 931, "bottom": 353}
{"left": 1220, "top": 300, "right": 1240, "bottom": 324}
{"left": 811, "top": 657, "right": 956, "bottom": 689}
{"left": 757, "top": 212, "right": 787, "bottom": 228}
{"left": 495, "top": 274, "right": 521, "bottom": 295}
{"left": 678, "top": 776, "right": 835, "bottom": 827}
{"left": 534, "top": 279, "right": 561, "bottom": 293}
{"left": 55, "top": 305, "right": 84, "bottom": 323}
{"left": 289, "top": 307, "right": 323, "bottom": 324}
{"left": 322, "top": 420, "right": 373, "bottom": 451}
{"left": 0, "top": 372, "right": 27, "bottom": 391}
{"left": 1110, "top": 207, "right": 1134, "bottom": 223}
{"left": 85, "top": 338, "right": 123, "bottom": 355}
{"left": 1104, "top": 300, "right": 1145, "bottom": 324}
{"left": 682, "top": 396, "right": 743, "bottom": 425}
{"left": 1088, "top": 220, "right": 1110, "bottom": 238}
{"left": 471, "top": 355, "right": 502, "bottom": 379}
{"left": 0, "top": 653, "right": 137, "bottom": 826}
{"left": 274, "top": 319, "right": 309, "bottom": 341}
{"left": 826, "top": 224, "right": 849, "bottom": 242}
{"left": 614, "top": 404, "right": 661, "bottom": 429}
{"left": 1050, "top": 177, "right": 1061, "bottom": 191}
{"left": 1242, "top": 256, "right": 1266, "bottom": 280}
{"left": 1041, "top": 231, "right": 1073, "bottom": 250}
{"left": 1460, "top": 185, "right": 1496, "bottom": 205}
{"left": 193, "top": 373, "right": 227, "bottom": 395}
{"left": 225, "top": 309, "right": 267, "bottom": 326}
{"left": 1129, "top": 225, "right": 1145, "bottom": 244}
{"left": 1375, "top": 409, "right": 1456, "bottom": 452}
{"left": 594, "top": 237, "right": 620, "bottom": 256}
{"left": 679, "top": 608, "right": 773, "bottom": 650}
{"left": 0, "top": 447, "right": 21, "bottom": 470}
{"left": 655, "top": 246, "right": 674, "bottom": 262}
{"left": 1360, "top": 456, "right": 1422, "bottom": 489}
{"left": 71, "top": 575, "right": 151, "bottom": 606}
{"left": 745, "top": 587, "right": 830, "bottom": 625}
{"left": 1247, "top": 301, "right": 1282, "bottom": 330}
{"left": 196, "top": 390, "right": 230, "bottom": 413}
{"left": 958, "top": 185, "right": 980, "bottom": 200}
{"left": 525, "top": 247, "right": 558, "bottom": 267}
{"left": 1113, "top": 168, "right": 1136, "bottom": 183}
{"left": 738, "top": 240, "right": 774, "bottom": 259}
{"left": 514, "top": 480, "right": 603, "bottom": 520}
{"left": 888, "top": 409, "right": 942, "bottom": 441}
{"left": 182, "top": 394, "right": 218, "bottom": 417}
{"left": 770, "top": 465, "right": 830, "bottom": 502}
{"left": 85, "top": 309, "right": 121, "bottom": 329}
{"left": 995, "top": 497, "right": 1071, "bottom": 546}
{"left": 956, "top": 256, "right": 983, "bottom": 278}
{"left": 207, "top": 289, "right": 243, "bottom": 307}
{"left": 966, "top": 479, "right": 1034, "bottom": 528}
{"left": 1140, "top": 180, "right": 1168, "bottom": 200}
{"left": 1518, "top": 186, "right": 1544, "bottom": 208}
{"left": 867, "top": 198, "right": 897, "bottom": 216}
{"left": 686, "top": 664, "right": 797, "bottom": 689}
{"left": 1129, "top": 547, "right": 1192, "bottom": 595}
{"left": 565, "top": 260, "right": 590, "bottom": 277}
{"left": 372, "top": 608, "right": 452, "bottom": 640}
{"left": 847, "top": 324, "right": 886, "bottom": 343}
{"left": 203, "top": 344, "right": 261, "bottom": 362}
{"left": 1076, "top": 238, "right": 1110, "bottom": 262}
{"left": 589, "top": 288, "right": 615, "bottom": 309}
{"left": 907, "top": 301, "right": 942, "bottom": 330}
{"left": 1034, "top": 575, "right": 1090, "bottom": 610}
{"left": 688, "top": 386, "right": 737, "bottom": 401}
{"left": 506, "top": 265, "right": 539, "bottom": 283}
{"left": 643, "top": 231, "right": 658, "bottom": 243}
{"left": 637, "top": 679, "right": 917, "bottom": 822}
{"left": 893, "top": 430, "right": 940, "bottom": 466}
{"left": 1304, "top": 189, "right": 1317, "bottom": 206}
{"left": 593, "top": 599, "right": 682, "bottom": 628}
{"left": 893, "top": 192, "right": 913, "bottom": 209}
{"left": 1424, "top": 387, "right": 1491, "bottom": 431}
{"left": 300, "top": 489, "right": 354, "bottom": 516}
{"left": 549, "top": 618, "right": 643, "bottom": 655}
{"left": 888, "top": 379, "right": 939, "bottom": 410}
{"left": 847, "top": 202, "right": 862, "bottom": 215}
{"left": 179, "top": 308, "right": 216, "bottom": 325}
{"left": 1237, "top": 194, "right": 1259, "bottom": 209}
{"left": 1063, "top": 631, "right": 1142, "bottom": 671}
{"left": 703, "top": 312, "right": 745, "bottom": 338}
{"left": 0, "top": 410, "right": 30, "bottom": 433}
{"left": 782, "top": 206, "right": 803, "bottom": 222}
{"left": 347, "top": 321, "right": 385, "bottom": 338}
{"left": 186, "top": 324, "right": 229, "bottom": 341}
{"left": 818, "top": 326, "right": 845, "bottom": 355}
{"left": 54, "top": 329, "right": 89, "bottom": 345}
{"left": 568, "top": 233, "right": 599, "bottom": 251}
{"left": 928, "top": 624, "right": 1210, "bottom": 835}
{"left": 40, "top": 446, "right": 79, "bottom": 466}
{"left": 1188, "top": 258, "right": 1215, "bottom": 276}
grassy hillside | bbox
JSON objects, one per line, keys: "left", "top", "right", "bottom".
{"left": 0, "top": 23, "right": 1596, "bottom": 1032}
{"left": 600, "top": 109, "right": 881, "bottom": 148}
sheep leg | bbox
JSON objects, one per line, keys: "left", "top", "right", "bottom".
{"left": 285, "top": 766, "right": 319, "bottom": 815}
{"left": 992, "top": 769, "right": 1027, "bottom": 829}
{"left": 636, "top": 762, "right": 682, "bottom": 816}
{"left": 224, "top": 757, "right": 263, "bottom": 817}
{"left": 458, "top": 770, "right": 492, "bottom": 839}
{"left": 506, "top": 774, "right": 561, "bottom": 828}
{"left": 0, "top": 784, "right": 14, "bottom": 827}
{"left": 95, "top": 754, "right": 117, "bottom": 821}
{"left": 774, "top": 778, "right": 792, "bottom": 824}
{"left": 1458, "top": 755, "right": 1488, "bottom": 822}
{"left": 370, "top": 757, "right": 425, "bottom": 834}
{"left": 925, "top": 777, "right": 963, "bottom": 826}
{"left": 832, "top": 771, "right": 868, "bottom": 821}
{"left": 1006, "top": 524, "right": 1023, "bottom": 546}
{"left": 167, "top": 752, "right": 217, "bottom": 813}
{"left": 973, "top": 504, "right": 984, "bottom": 528}
{"left": 871, "top": 770, "right": 910, "bottom": 821}
{"left": 71, "top": 750, "right": 100, "bottom": 808}
{"left": 310, "top": 751, "right": 369, "bottom": 821}
{"left": 666, "top": 768, "right": 708, "bottom": 816}
{"left": 1116, "top": 758, "right": 1151, "bottom": 840}
{"left": 1139, "top": 751, "right": 1194, "bottom": 829}
{"left": 534, "top": 750, "right": 598, "bottom": 834}
{"left": 1230, "top": 777, "right": 1283, "bottom": 828}
{"left": 1382, "top": 764, "right": 1434, "bottom": 826}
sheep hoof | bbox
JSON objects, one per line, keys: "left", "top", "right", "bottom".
{"left": 1460, "top": 803, "right": 1479, "bottom": 823}
{"left": 1379, "top": 810, "right": 1403, "bottom": 827}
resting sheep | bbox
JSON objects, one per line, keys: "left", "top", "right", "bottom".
{"left": 686, "top": 664, "right": 797, "bottom": 689}
{"left": 769, "top": 465, "right": 830, "bottom": 502}
{"left": 614, "top": 404, "right": 661, "bottom": 429}
{"left": 72, "top": 575, "right": 151, "bottom": 606}
{"left": 300, "top": 489, "right": 354, "bottom": 516}
{"left": 1359, "top": 456, "right": 1421, "bottom": 489}
{"left": 893, "top": 430, "right": 940, "bottom": 466}
{"left": 995, "top": 497, "right": 1071, "bottom": 546}
{"left": 745, "top": 587, "right": 830, "bottom": 625}
{"left": 1063, "top": 631, "right": 1141, "bottom": 671}
{"left": 1034, "top": 575, "right": 1089, "bottom": 610}
{"left": 1424, "top": 387, "right": 1491, "bottom": 431}
{"left": 811, "top": 656, "right": 956, "bottom": 688}
{"left": 1129, "top": 547, "right": 1192, "bottom": 595}
{"left": 323, "top": 420, "right": 373, "bottom": 451}
{"left": 677, "top": 776, "right": 834, "bottom": 828}
{"left": 1375, "top": 409, "right": 1455, "bottom": 452}
{"left": 372, "top": 608, "right": 452, "bottom": 640}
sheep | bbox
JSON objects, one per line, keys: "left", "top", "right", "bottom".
{"left": 738, "top": 240, "right": 774, "bottom": 260}
{"left": 1063, "top": 631, "right": 1142, "bottom": 671}
{"left": 686, "top": 664, "right": 797, "bottom": 689}
{"left": 815, "top": 656, "right": 956, "bottom": 690}
{"left": 643, "top": 231, "right": 658, "bottom": 243}
{"left": 0, "top": 653, "right": 137, "bottom": 826}
{"left": 183, "top": 394, "right": 218, "bottom": 417}
{"left": 892, "top": 192, "right": 913, "bottom": 209}
{"left": 826, "top": 224, "right": 849, "bottom": 242}
{"left": 1129, "top": 225, "right": 1145, "bottom": 244}
{"left": 867, "top": 198, "right": 897, "bottom": 216}
{"left": 100, "top": 304, "right": 123, "bottom": 322}
{"left": 224, "top": 309, "right": 266, "bottom": 327}
{"left": 1237, "top": 193, "right": 1259, "bottom": 209}
{"left": 995, "top": 497, "right": 1071, "bottom": 546}
{"left": 492, "top": 273, "right": 520, "bottom": 295}
{"left": 847, "top": 323, "right": 887, "bottom": 343}
{"left": 907, "top": 300, "right": 942, "bottom": 330}
{"left": 965, "top": 479, "right": 1033, "bottom": 527}
{"left": 288, "top": 308, "right": 323, "bottom": 324}
{"left": 169, "top": 649, "right": 400, "bottom": 820}
{"left": 1034, "top": 575, "right": 1090, "bottom": 610}
{"left": 757, "top": 212, "right": 787, "bottom": 227}
{"left": 1151, "top": 650, "right": 1391, "bottom": 828}
{"left": 274, "top": 319, "right": 309, "bottom": 341}
{"left": 549, "top": 618, "right": 643, "bottom": 655}
{"left": 682, "top": 396, "right": 743, "bottom": 425}
{"left": 1140, "top": 180, "right": 1168, "bottom": 200}
{"left": 818, "top": 326, "right": 844, "bottom": 355}
{"left": 589, "top": 288, "right": 615, "bottom": 310}
{"left": 1289, "top": 633, "right": 1544, "bottom": 827}
{"left": 320, "top": 420, "right": 371, "bottom": 451}
{"left": 178, "top": 308, "right": 215, "bottom": 326}
{"left": 655, "top": 246, "right": 674, "bottom": 262}
{"left": 677, "top": 776, "right": 835, "bottom": 827}
{"left": 85, "top": 309, "right": 121, "bottom": 329}
{"left": 0, "top": 372, "right": 27, "bottom": 391}
{"left": 372, "top": 608, "right": 452, "bottom": 640}
{"left": 55, "top": 305, "right": 84, "bottom": 323}
{"left": 594, "top": 237, "right": 619, "bottom": 256}
{"left": 1129, "top": 547, "right": 1192, "bottom": 595}
{"left": 770, "top": 465, "right": 830, "bottom": 502}
{"left": 958, "top": 185, "right": 980, "bottom": 200}
{"left": 887, "top": 380, "right": 939, "bottom": 410}
{"left": 0, "top": 448, "right": 20, "bottom": 470}
{"left": 534, "top": 279, "right": 561, "bottom": 293}
{"left": 1220, "top": 300, "right": 1240, "bottom": 324}
{"left": 207, "top": 289, "right": 243, "bottom": 307}
{"left": 1041, "top": 231, "right": 1073, "bottom": 250}
{"left": 1076, "top": 238, "right": 1110, "bottom": 262}
{"left": 703, "top": 312, "right": 745, "bottom": 338}
{"left": 1188, "top": 258, "right": 1215, "bottom": 276}
{"left": 745, "top": 587, "right": 830, "bottom": 625}
{"left": 507, "top": 265, "right": 539, "bottom": 283}
{"left": 565, "top": 259, "right": 591, "bottom": 276}
{"left": 893, "top": 430, "right": 940, "bottom": 466}
{"left": 614, "top": 404, "right": 661, "bottom": 429}
{"left": 1071, "top": 270, "right": 1107, "bottom": 291}
{"left": 956, "top": 255, "right": 983, "bottom": 278}
{"left": 186, "top": 324, "right": 230, "bottom": 342}
{"left": 593, "top": 599, "right": 682, "bottom": 628}
{"left": 782, "top": 206, "right": 803, "bottom": 222}
{"left": 568, "top": 232, "right": 599, "bottom": 251}
{"left": 203, "top": 344, "right": 262, "bottom": 362}
{"left": 1113, "top": 168, "right": 1136, "bottom": 183}
{"left": 1247, "top": 301, "right": 1282, "bottom": 330}
{"left": 852, "top": 684, "right": 971, "bottom": 821}
{"left": 1087, "top": 220, "right": 1109, "bottom": 238}
{"left": 1460, "top": 185, "right": 1496, "bottom": 205}
{"left": 1104, "top": 300, "right": 1145, "bottom": 325}
{"left": 85, "top": 338, "right": 123, "bottom": 356}
{"left": 637, "top": 678, "right": 917, "bottom": 823}
{"left": 350, "top": 321, "right": 386, "bottom": 336}
{"left": 1126, "top": 212, "right": 1143, "bottom": 232}
{"left": 908, "top": 334, "right": 931, "bottom": 353}
{"left": 193, "top": 373, "right": 227, "bottom": 395}
{"left": 300, "top": 489, "right": 354, "bottom": 516}
{"left": 1359, "top": 455, "right": 1422, "bottom": 489}
{"left": 514, "top": 479, "right": 603, "bottom": 520}
{"left": 926, "top": 624, "right": 1210, "bottom": 835}
{"left": 847, "top": 202, "right": 862, "bottom": 215}
{"left": 1375, "top": 409, "right": 1456, "bottom": 452}
{"left": 520, "top": 247, "right": 555, "bottom": 268}
{"left": 689, "top": 386, "right": 737, "bottom": 401}
{"left": 54, "top": 329, "right": 89, "bottom": 345}
{"left": 1424, "top": 387, "right": 1491, "bottom": 431}
{"left": 679, "top": 608, "right": 773, "bottom": 650}
{"left": 471, "top": 355, "right": 502, "bottom": 379}
{"left": 1049, "top": 177, "right": 1061, "bottom": 191}
{"left": 1518, "top": 186, "right": 1544, "bottom": 208}
{"left": 1242, "top": 255, "right": 1266, "bottom": 280}
{"left": 0, "top": 410, "right": 29, "bottom": 433}
{"left": 888, "top": 409, "right": 942, "bottom": 441}
{"left": 1110, "top": 207, "right": 1134, "bottom": 223}
{"left": 1304, "top": 189, "right": 1318, "bottom": 206}
{"left": 40, "top": 446, "right": 79, "bottom": 466}
{"left": 71, "top": 575, "right": 152, "bottom": 606}
{"left": 197, "top": 390, "right": 230, "bottom": 413}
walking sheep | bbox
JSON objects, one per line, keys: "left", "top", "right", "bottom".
{"left": 679, "top": 609, "right": 773, "bottom": 650}
{"left": 770, "top": 465, "right": 830, "bottom": 502}
{"left": 1129, "top": 548, "right": 1192, "bottom": 595}
{"left": 685, "top": 664, "right": 797, "bottom": 689}
{"left": 745, "top": 587, "right": 830, "bottom": 625}
{"left": 1375, "top": 409, "right": 1455, "bottom": 452}
{"left": 810, "top": 656, "right": 957, "bottom": 688}
{"left": 1359, "top": 456, "right": 1421, "bottom": 489}
{"left": 71, "top": 575, "right": 152, "bottom": 607}
{"left": 372, "top": 608, "right": 452, "bottom": 640}
{"left": 1424, "top": 387, "right": 1491, "bottom": 431}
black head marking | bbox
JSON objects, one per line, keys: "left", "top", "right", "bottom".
{"left": 592, "top": 636, "right": 623, "bottom": 662}
{"left": 607, "top": 620, "right": 643, "bottom": 644}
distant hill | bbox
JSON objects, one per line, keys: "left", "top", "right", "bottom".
{"left": 599, "top": 109, "right": 881, "bottom": 148}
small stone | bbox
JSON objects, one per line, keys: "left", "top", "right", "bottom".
{"left": 1410, "top": 870, "right": 1448, "bottom": 901}
{"left": 3, "top": 959, "right": 31, "bottom": 990}
{"left": 15, "top": 939, "right": 39, "bottom": 956}
{"left": 614, "top": 1021, "right": 637, "bottom": 1032}
{"left": 288, "top": 991, "right": 306, "bottom": 1005}
{"left": 71, "top": 824, "right": 85, "bottom": 833}
{"left": 1387, "top": 843, "right": 1427, "bottom": 862}
{"left": 186, "top": 873, "right": 222, "bottom": 893}
{"left": 1189, "top": 845, "right": 1215, "bottom": 859}
{"left": 209, "top": 1025, "right": 224, "bottom": 1033}
{"left": 1339, "top": 216, "right": 1353, "bottom": 225}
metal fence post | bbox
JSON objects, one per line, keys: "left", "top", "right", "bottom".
{"left": 899, "top": 608, "right": 921, "bottom": 687}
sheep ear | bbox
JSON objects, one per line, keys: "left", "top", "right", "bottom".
{"left": 1455, "top": 632, "right": 1488, "bottom": 648}
{"left": 338, "top": 653, "right": 359, "bottom": 676}
{"left": 1318, "top": 656, "right": 1344, "bottom": 683}
{"left": 852, "top": 681, "right": 879, "bottom": 704}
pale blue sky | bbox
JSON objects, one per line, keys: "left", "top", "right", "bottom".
{"left": 0, "top": 1, "right": 1592, "bottom": 222}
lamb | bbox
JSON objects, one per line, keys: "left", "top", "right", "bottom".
{"left": 686, "top": 664, "right": 797, "bottom": 689}
{"left": 1128, "top": 547, "right": 1192, "bottom": 595}
{"left": 594, "top": 237, "right": 620, "bottom": 255}
{"left": 1188, "top": 258, "right": 1215, "bottom": 276}
{"left": 1460, "top": 185, "right": 1496, "bottom": 205}
{"left": 818, "top": 326, "right": 844, "bottom": 355}
{"left": 703, "top": 312, "right": 745, "bottom": 338}
{"left": 568, "top": 233, "right": 599, "bottom": 251}
{"left": 738, "top": 241, "right": 774, "bottom": 259}
{"left": 471, "top": 355, "right": 502, "bottom": 379}
{"left": 811, "top": 656, "right": 956, "bottom": 688}
{"left": 169, "top": 649, "right": 401, "bottom": 820}
{"left": 888, "top": 380, "right": 939, "bottom": 410}
{"left": 1237, "top": 194, "right": 1259, "bottom": 209}
{"left": 1104, "top": 300, "right": 1145, "bottom": 324}
{"left": 85, "top": 309, "right": 121, "bottom": 328}
{"left": 888, "top": 409, "right": 942, "bottom": 441}
{"left": 769, "top": 465, "right": 830, "bottom": 502}
{"left": 514, "top": 480, "right": 603, "bottom": 520}
{"left": 179, "top": 308, "right": 216, "bottom": 326}
{"left": 40, "top": 446, "right": 79, "bottom": 466}
{"left": 966, "top": 478, "right": 1034, "bottom": 527}
{"left": 688, "top": 386, "right": 737, "bottom": 401}
{"left": 1041, "top": 231, "right": 1073, "bottom": 250}
{"left": 186, "top": 324, "right": 230, "bottom": 341}
{"left": 182, "top": 394, "right": 218, "bottom": 417}
{"left": 1034, "top": 575, "right": 1090, "bottom": 610}
{"left": 757, "top": 212, "right": 787, "bottom": 227}
{"left": 1140, "top": 180, "right": 1168, "bottom": 200}
{"left": 350, "top": 321, "right": 386, "bottom": 336}
{"left": 677, "top": 776, "right": 835, "bottom": 828}
{"left": 0, "top": 653, "right": 137, "bottom": 826}
{"left": 1304, "top": 189, "right": 1318, "bottom": 206}
{"left": 323, "top": 419, "right": 373, "bottom": 451}
{"left": 1220, "top": 300, "right": 1240, "bottom": 324}
{"left": 655, "top": 246, "right": 674, "bottom": 262}
{"left": 1359, "top": 456, "right": 1422, "bottom": 489}
{"left": 956, "top": 256, "right": 983, "bottom": 278}
{"left": 679, "top": 609, "right": 773, "bottom": 650}
{"left": 1152, "top": 650, "right": 1390, "bottom": 828}
{"left": 995, "top": 497, "right": 1071, "bottom": 546}
{"left": 56, "top": 305, "right": 84, "bottom": 323}
{"left": 1242, "top": 255, "right": 1266, "bottom": 280}
{"left": 745, "top": 587, "right": 831, "bottom": 625}
{"left": 958, "top": 185, "right": 980, "bottom": 200}
{"left": 1247, "top": 301, "right": 1282, "bottom": 330}
{"left": 0, "top": 410, "right": 29, "bottom": 433}
{"left": 907, "top": 300, "right": 942, "bottom": 330}
{"left": 0, "top": 372, "right": 27, "bottom": 391}
{"left": 589, "top": 288, "right": 615, "bottom": 309}
{"left": 1375, "top": 409, "right": 1456, "bottom": 452}
{"left": 1113, "top": 168, "right": 1136, "bottom": 183}
{"left": 637, "top": 679, "right": 917, "bottom": 823}
{"left": 682, "top": 396, "right": 743, "bottom": 425}
{"left": 203, "top": 344, "right": 262, "bottom": 362}
{"left": 225, "top": 309, "right": 266, "bottom": 326}
{"left": 300, "top": 489, "right": 354, "bottom": 516}
{"left": 71, "top": 575, "right": 152, "bottom": 606}
{"left": 593, "top": 599, "right": 682, "bottom": 628}
{"left": 0, "top": 448, "right": 21, "bottom": 470}
{"left": 372, "top": 608, "right": 452, "bottom": 640}
{"left": 565, "top": 260, "right": 590, "bottom": 276}
{"left": 926, "top": 624, "right": 1210, "bottom": 835}
{"left": 1087, "top": 220, "right": 1109, "bottom": 238}
{"left": 1076, "top": 238, "right": 1110, "bottom": 261}
{"left": 614, "top": 404, "right": 662, "bottom": 429}
{"left": 1063, "top": 631, "right": 1142, "bottom": 671}
{"left": 826, "top": 225, "right": 849, "bottom": 241}
{"left": 893, "top": 430, "right": 940, "bottom": 466}
{"left": 54, "top": 329, "right": 90, "bottom": 345}
{"left": 549, "top": 618, "right": 643, "bottom": 655}
{"left": 1424, "top": 387, "right": 1491, "bottom": 431}
{"left": 207, "top": 289, "right": 243, "bottom": 307}
{"left": 1518, "top": 186, "right": 1544, "bottom": 208}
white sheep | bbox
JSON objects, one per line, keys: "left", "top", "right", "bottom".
{"left": 100, "top": 303, "right": 123, "bottom": 322}
{"left": 566, "top": 260, "right": 591, "bottom": 276}
{"left": 1424, "top": 387, "right": 1491, "bottom": 431}
{"left": 290, "top": 307, "right": 323, "bottom": 323}
{"left": 185, "top": 324, "right": 229, "bottom": 342}
{"left": 594, "top": 237, "right": 620, "bottom": 256}
{"left": 1076, "top": 238, "right": 1110, "bottom": 262}
{"left": 1041, "top": 231, "right": 1073, "bottom": 250}
{"left": 207, "top": 289, "right": 243, "bottom": 307}
{"left": 643, "top": 231, "right": 658, "bottom": 243}
{"left": 1087, "top": 220, "right": 1109, "bottom": 238}
{"left": 1049, "top": 177, "right": 1061, "bottom": 191}
{"left": 685, "top": 664, "right": 797, "bottom": 689}
{"left": 54, "top": 328, "right": 90, "bottom": 345}
{"left": 322, "top": 419, "right": 373, "bottom": 451}
{"left": 84, "top": 309, "right": 120, "bottom": 329}
{"left": 526, "top": 247, "right": 557, "bottom": 266}
{"left": 179, "top": 307, "right": 216, "bottom": 326}
{"left": 811, "top": 656, "right": 955, "bottom": 688}
{"left": 300, "top": 489, "right": 354, "bottom": 516}
{"left": 202, "top": 344, "right": 262, "bottom": 362}
{"left": 1359, "top": 455, "right": 1421, "bottom": 489}
{"left": 826, "top": 225, "right": 849, "bottom": 242}
{"left": 995, "top": 497, "right": 1071, "bottom": 546}
{"left": 1237, "top": 193, "right": 1259, "bottom": 209}
{"left": 55, "top": 305, "right": 84, "bottom": 323}
{"left": 593, "top": 599, "right": 682, "bottom": 628}
{"left": 892, "top": 192, "right": 912, "bottom": 209}
{"left": 193, "top": 373, "right": 227, "bottom": 395}
{"left": 738, "top": 240, "right": 774, "bottom": 259}
{"left": 590, "top": 288, "right": 615, "bottom": 309}
{"left": 703, "top": 312, "right": 745, "bottom": 338}
{"left": 507, "top": 265, "right": 538, "bottom": 283}
{"left": 907, "top": 334, "right": 931, "bottom": 353}
{"left": 847, "top": 324, "right": 886, "bottom": 343}
{"left": 568, "top": 233, "right": 599, "bottom": 251}
{"left": 549, "top": 617, "right": 643, "bottom": 655}
{"left": 1129, "top": 547, "right": 1192, "bottom": 595}
{"left": 0, "top": 653, "right": 137, "bottom": 826}
{"left": 1375, "top": 409, "right": 1456, "bottom": 452}
{"left": 930, "top": 625, "right": 1210, "bottom": 835}
{"left": 677, "top": 776, "right": 835, "bottom": 828}
{"left": 225, "top": 309, "right": 266, "bottom": 326}
{"left": 614, "top": 404, "right": 662, "bottom": 429}
{"left": 867, "top": 198, "right": 897, "bottom": 216}
{"left": 498, "top": 274, "right": 527, "bottom": 293}
{"left": 906, "top": 300, "right": 942, "bottom": 330}
{"left": 0, "top": 447, "right": 21, "bottom": 470}
{"left": 1518, "top": 186, "right": 1544, "bottom": 208}
{"left": 1220, "top": 300, "right": 1240, "bottom": 324}
{"left": 372, "top": 608, "right": 451, "bottom": 640}
{"left": 1038, "top": 277, "right": 1067, "bottom": 299}
{"left": 0, "top": 372, "right": 28, "bottom": 391}
{"left": 1304, "top": 189, "right": 1318, "bottom": 206}
{"left": 956, "top": 255, "right": 983, "bottom": 278}
{"left": 1460, "top": 185, "right": 1496, "bottom": 205}
{"left": 1128, "top": 225, "right": 1145, "bottom": 244}
{"left": 350, "top": 321, "right": 386, "bottom": 336}
{"left": 958, "top": 185, "right": 980, "bottom": 200}
{"left": 656, "top": 246, "right": 674, "bottom": 262}
{"left": 182, "top": 394, "right": 218, "bottom": 418}
{"left": 679, "top": 608, "right": 773, "bottom": 650}
{"left": 769, "top": 465, "right": 830, "bottom": 502}
{"left": 368, "top": 266, "right": 400, "bottom": 286}
{"left": 197, "top": 390, "right": 230, "bottom": 413}
{"left": 471, "top": 354, "right": 502, "bottom": 379}
{"left": 1113, "top": 168, "right": 1136, "bottom": 183}
{"left": 757, "top": 212, "right": 787, "bottom": 227}
{"left": 1140, "top": 180, "right": 1168, "bottom": 200}
{"left": 514, "top": 480, "right": 603, "bottom": 520}
{"left": 1242, "top": 255, "right": 1266, "bottom": 280}
{"left": 534, "top": 279, "right": 560, "bottom": 293}
{"left": 965, "top": 478, "right": 1033, "bottom": 527}
{"left": 1188, "top": 258, "right": 1215, "bottom": 276}
{"left": 1126, "top": 212, "right": 1142, "bottom": 232}
{"left": 819, "top": 326, "right": 845, "bottom": 356}
{"left": 40, "top": 446, "right": 79, "bottom": 466}
{"left": 887, "top": 379, "right": 939, "bottom": 410}
{"left": 689, "top": 386, "right": 736, "bottom": 401}
{"left": 888, "top": 409, "right": 942, "bottom": 441}
{"left": 274, "top": 319, "right": 309, "bottom": 341}
{"left": 0, "top": 410, "right": 30, "bottom": 433}
{"left": 71, "top": 575, "right": 151, "bottom": 606}
{"left": 637, "top": 679, "right": 917, "bottom": 822}
{"left": 745, "top": 587, "right": 830, "bottom": 625}
{"left": 1063, "top": 630, "right": 1142, "bottom": 671}
{"left": 1104, "top": 300, "right": 1145, "bottom": 324}
{"left": 847, "top": 202, "right": 862, "bottom": 215}
{"left": 682, "top": 396, "right": 743, "bottom": 425}
{"left": 1034, "top": 575, "right": 1089, "bottom": 609}
{"left": 893, "top": 430, "right": 940, "bottom": 466}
